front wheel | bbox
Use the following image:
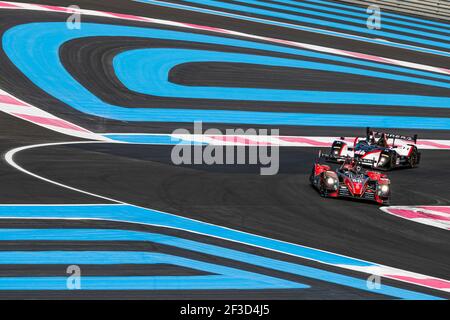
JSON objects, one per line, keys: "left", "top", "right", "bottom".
{"left": 309, "top": 167, "right": 315, "bottom": 185}
{"left": 319, "top": 184, "right": 327, "bottom": 197}
{"left": 331, "top": 141, "right": 345, "bottom": 158}
{"left": 389, "top": 152, "right": 397, "bottom": 169}
{"left": 317, "top": 175, "right": 327, "bottom": 196}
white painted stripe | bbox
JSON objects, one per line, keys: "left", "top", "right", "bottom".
{"left": 337, "top": 265, "right": 425, "bottom": 278}
{"left": 337, "top": 264, "right": 450, "bottom": 291}
{"left": 381, "top": 206, "right": 450, "bottom": 231}
{"left": 1, "top": 1, "right": 449, "bottom": 76}
{"left": 0, "top": 104, "right": 36, "bottom": 115}
{"left": 39, "top": 125, "right": 110, "bottom": 141}
{"left": 1, "top": 1, "right": 449, "bottom": 144}
{"left": 4, "top": 141, "right": 122, "bottom": 203}
{"left": 383, "top": 58, "right": 446, "bottom": 74}
{"left": 128, "top": 0, "right": 450, "bottom": 58}
{"left": 0, "top": 103, "right": 71, "bottom": 118}
{"left": 384, "top": 206, "right": 450, "bottom": 217}
{"left": 0, "top": 105, "right": 107, "bottom": 139}
{"left": 411, "top": 218, "right": 450, "bottom": 230}
{"left": 415, "top": 208, "right": 450, "bottom": 217}
{"left": 0, "top": 106, "right": 109, "bottom": 140}
{"left": 109, "top": 133, "right": 450, "bottom": 150}
{"left": 0, "top": 86, "right": 110, "bottom": 141}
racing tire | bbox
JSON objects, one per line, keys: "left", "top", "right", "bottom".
{"left": 383, "top": 151, "right": 397, "bottom": 171}
{"left": 319, "top": 184, "right": 327, "bottom": 197}
{"left": 330, "top": 141, "right": 344, "bottom": 160}
{"left": 318, "top": 175, "right": 328, "bottom": 197}
{"left": 377, "top": 152, "right": 394, "bottom": 171}
{"left": 409, "top": 147, "right": 419, "bottom": 168}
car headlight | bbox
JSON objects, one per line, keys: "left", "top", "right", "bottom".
{"left": 380, "top": 184, "right": 389, "bottom": 193}
{"left": 325, "top": 177, "right": 338, "bottom": 190}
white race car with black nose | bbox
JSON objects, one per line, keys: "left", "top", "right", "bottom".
{"left": 329, "top": 128, "right": 420, "bottom": 171}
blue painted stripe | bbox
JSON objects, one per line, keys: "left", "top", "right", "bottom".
{"left": 104, "top": 134, "right": 205, "bottom": 144}
{"left": 114, "top": 48, "right": 450, "bottom": 104}
{"left": 0, "top": 275, "right": 297, "bottom": 290}
{"left": 42, "top": 111, "right": 450, "bottom": 130}
{"left": 3, "top": 22, "right": 450, "bottom": 129}
{"left": 138, "top": 0, "right": 450, "bottom": 50}
{"left": 265, "top": 0, "right": 450, "bottom": 35}
{"left": 223, "top": 0, "right": 450, "bottom": 42}
{"left": 0, "top": 227, "right": 440, "bottom": 299}
{"left": 0, "top": 250, "right": 305, "bottom": 290}
{"left": 0, "top": 205, "right": 373, "bottom": 267}
{"left": 135, "top": 0, "right": 450, "bottom": 56}
{"left": 304, "top": 0, "right": 450, "bottom": 29}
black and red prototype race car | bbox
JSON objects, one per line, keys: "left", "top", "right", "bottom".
{"left": 310, "top": 152, "right": 391, "bottom": 205}
{"left": 329, "top": 128, "right": 420, "bottom": 171}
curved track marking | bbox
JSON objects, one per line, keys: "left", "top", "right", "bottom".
{"left": 0, "top": 89, "right": 106, "bottom": 140}
{"left": 304, "top": 0, "right": 450, "bottom": 28}
{"left": 134, "top": 0, "right": 450, "bottom": 57}
{"left": 0, "top": 249, "right": 307, "bottom": 291}
{"left": 0, "top": 1, "right": 449, "bottom": 299}
{"left": 102, "top": 133, "right": 450, "bottom": 150}
{"left": 114, "top": 48, "right": 450, "bottom": 97}
{"left": 0, "top": 228, "right": 445, "bottom": 298}
{"left": 137, "top": 0, "right": 450, "bottom": 50}
{"left": 257, "top": 0, "right": 450, "bottom": 33}
{"left": 2, "top": 2, "right": 450, "bottom": 72}
{"left": 219, "top": 0, "right": 450, "bottom": 39}
{"left": 1, "top": 2, "right": 450, "bottom": 135}
{"left": 3, "top": 22, "right": 450, "bottom": 128}
{"left": 381, "top": 206, "right": 450, "bottom": 231}
{"left": 2, "top": 141, "right": 449, "bottom": 295}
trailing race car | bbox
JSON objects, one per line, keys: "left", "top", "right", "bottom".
{"left": 329, "top": 127, "right": 420, "bottom": 170}
{"left": 310, "top": 152, "right": 391, "bottom": 205}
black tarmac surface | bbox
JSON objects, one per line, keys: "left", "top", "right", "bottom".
{"left": 0, "top": 0, "right": 448, "bottom": 299}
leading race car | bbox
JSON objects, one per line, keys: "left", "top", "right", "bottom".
{"left": 310, "top": 152, "right": 391, "bottom": 205}
{"left": 329, "top": 127, "right": 420, "bottom": 171}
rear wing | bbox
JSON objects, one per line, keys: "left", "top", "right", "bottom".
{"left": 366, "top": 127, "right": 417, "bottom": 144}
{"left": 318, "top": 151, "right": 376, "bottom": 167}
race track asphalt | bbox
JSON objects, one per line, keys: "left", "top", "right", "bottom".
{"left": 0, "top": 0, "right": 448, "bottom": 299}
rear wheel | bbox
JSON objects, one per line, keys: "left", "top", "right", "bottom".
{"left": 409, "top": 147, "right": 419, "bottom": 168}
